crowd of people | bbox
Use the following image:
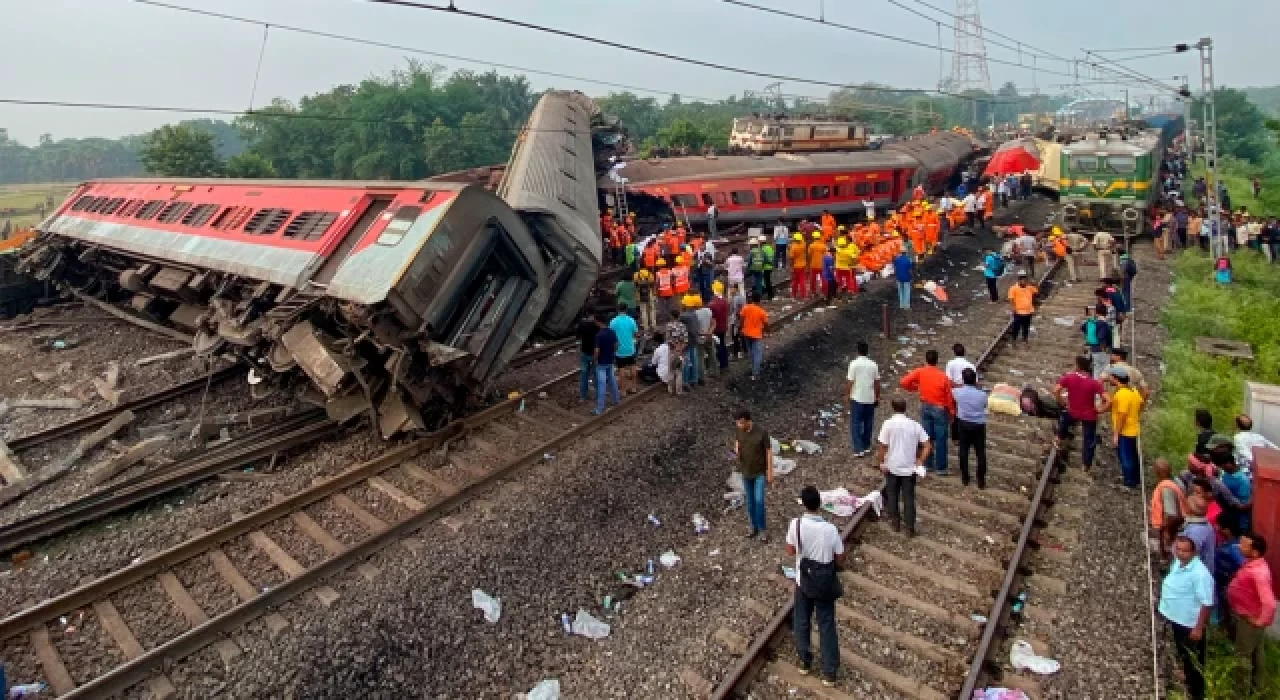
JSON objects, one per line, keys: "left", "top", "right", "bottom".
{"left": 1153, "top": 409, "right": 1277, "bottom": 699}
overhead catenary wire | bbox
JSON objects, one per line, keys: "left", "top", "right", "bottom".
{"left": 363, "top": 0, "right": 1048, "bottom": 103}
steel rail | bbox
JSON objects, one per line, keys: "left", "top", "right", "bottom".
{"left": 709, "top": 258, "right": 1066, "bottom": 699}
{"left": 0, "top": 411, "right": 336, "bottom": 554}
{"left": 7, "top": 366, "right": 244, "bottom": 452}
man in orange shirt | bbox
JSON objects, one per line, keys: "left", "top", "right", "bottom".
{"left": 1007, "top": 271, "right": 1038, "bottom": 344}
{"left": 739, "top": 291, "right": 769, "bottom": 380}
{"left": 899, "top": 349, "right": 956, "bottom": 475}
{"left": 788, "top": 232, "right": 808, "bottom": 299}
{"left": 807, "top": 231, "right": 827, "bottom": 298}
{"left": 820, "top": 210, "right": 836, "bottom": 242}
{"left": 923, "top": 209, "right": 940, "bottom": 253}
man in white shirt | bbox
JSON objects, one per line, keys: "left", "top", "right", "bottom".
{"left": 706, "top": 203, "right": 718, "bottom": 237}
{"left": 785, "top": 485, "right": 845, "bottom": 684}
{"left": 773, "top": 221, "right": 790, "bottom": 270}
{"left": 862, "top": 199, "right": 876, "bottom": 221}
{"left": 875, "top": 398, "right": 932, "bottom": 536}
{"left": 945, "top": 343, "right": 976, "bottom": 387}
{"left": 937, "top": 194, "right": 953, "bottom": 248}
{"left": 1015, "top": 230, "right": 1039, "bottom": 277}
{"left": 647, "top": 333, "right": 676, "bottom": 394}
{"left": 1092, "top": 230, "right": 1116, "bottom": 280}
{"left": 725, "top": 247, "right": 746, "bottom": 295}
{"left": 845, "top": 341, "right": 881, "bottom": 457}
{"left": 1233, "top": 414, "right": 1277, "bottom": 474}
{"left": 961, "top": 192, "right": 978, "bottom": 231}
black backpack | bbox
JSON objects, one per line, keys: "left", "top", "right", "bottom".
{"left": 794, "top": 517, "right": 843, "bottom": 601}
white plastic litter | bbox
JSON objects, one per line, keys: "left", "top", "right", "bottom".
{"left": 773, "top": 457, "right": 798, "bottom": 475}
{"left": 572, "top": 609, "right": 612, "bottom": 639}
{"left": 522, "top": 679, "right": 560, "bottom": 700}
{"left": 1052, "top": 316, "right": 1075, "bottom": 327}
{"left": 770, "top": 437, "right": 782, "bottom": 454}
{"left": 781, "top": 565, "right": 797, "bottom": 580}
{"left": 793, "top": 439, "right": 823, "bottom": 455}
{"left": 1010, "top": 640, "right": 1061, "bottom": 675}
{"left": 471, "top": 589, "right": 502, "bottom": 623}
{"left": 659, "top": 550, "right": 682, "bottom": 568}
{"left": 692, "top": 513, "right": 711, "bottom": 534}
{"left": 814, "top": 487, "right": 881, "bottom": 517}
{"left": 724, "top": 472, "right": 745, "bottom": 508}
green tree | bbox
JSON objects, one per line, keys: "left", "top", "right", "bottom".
{"left": 138, "top": 124, "right": 224, "bottom": 177}
{"left": 1197, "top": 88, "right": 1272, "bottom": 163}
{"left": 655, "top": 118, "right": 711, "bottom": 151}
{"left": 224, "top": 152, "right": 277, "bottom": 178}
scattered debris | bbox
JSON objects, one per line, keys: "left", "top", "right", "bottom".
{"left": 773, "top": 457, "right": 797, "bottom": 475}
{"left": 659, "top": 550, "right": 681, "bottom": 568}
{"left": 571, "top": 609, "right": 611, "bottom": 639}
{"left": 133, "top": 348, "right": 196, "bottom": 367}
{"left": 792, "top": 440, "right": 822, "bottom": 455}
{"left": 86, "top": 436, "right": 171, "bottom": 487}
{"left": 520, "top": 679, "right": 560, "bottom": 700}
{"left": 0, "top": 397, "right": 84, "bottom": 419}
{"left": 1010, "top": 640, "right": 1061, "bottom": 675}
{"left": 471, "top": 589, "right": 502, "bottom": 623}
{"left": 692, "top": 513, "right": 710, "bottom": 534}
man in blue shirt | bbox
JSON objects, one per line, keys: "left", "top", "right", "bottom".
{"left": 892, "top": 249, "right": 913, "bottom": 310}
{"left": 1159, "top": 535, "right": 1214, "bottom": 700}
{"left": 592, "top": 313, "right": 620, "bottom": 416}
{"left": 981, "top": 247, "right": 1003, "bottom": 302}
{"left": 952, "top": 368, "right": 988, "bottom": 488}
{"left": 609, "top": 303, "right": 640, "bottom": 396}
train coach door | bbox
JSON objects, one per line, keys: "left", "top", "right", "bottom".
{"left": 313, "top": 195, "right": 395, "bottom": 287}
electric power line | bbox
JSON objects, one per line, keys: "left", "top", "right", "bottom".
{"left": 1100, "top": 49, "right": 1182, "bottom": 63}
{"left": 362, "top": 0, "right": 1058, "bottom": 103}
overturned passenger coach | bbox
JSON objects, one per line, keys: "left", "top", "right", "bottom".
{"left": 20, "top": 92, "right": 611, "bottom": 436}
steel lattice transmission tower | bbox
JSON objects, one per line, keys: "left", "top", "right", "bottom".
{"left": 948, "top": 0, "right": 993, "bottom": 93}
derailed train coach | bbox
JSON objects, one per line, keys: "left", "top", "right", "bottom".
{"left": 18, "top": 93, "right": 610, "bottom": 436}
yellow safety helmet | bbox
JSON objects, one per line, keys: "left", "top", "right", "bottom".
{"left": 656, "top": 258, "right": 668, "bottom": 267}
{"left": 627, "top": 212, "right": 636, "bottom": 218}
{"left": 811, "top": 231, "right": 822, "bottom": 239}
{"left": 681, "top": 293, "right": 702, "bottom": 309}
{"left": 712, "top": 280, "right": 725, "bottom": 295}
{"left": 792, "top": 232, "right": 804, "bottom": 241}
{"left": 837, "top": 237, "right": 848, "bottom": 246}
{"left": 674, "top": 255, "right": 685, "bottom": 265}
{"left": 837, "top": 225, "right": 846, "bottom": 231}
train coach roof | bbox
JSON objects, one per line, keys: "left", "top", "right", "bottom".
{"left": 74, "top": 178, "right": 471, "bottom": 191}
{"left": 607, "top": 149, "right": 920, "bottom": 186}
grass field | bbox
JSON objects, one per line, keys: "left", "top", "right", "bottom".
{"left": 1189, "top": 161, "right": 1280, "bottom": 217}
{"left": 0, "top": 183, "right": 76, "bottom": 230}
{"left": 1152, "top": 250, "right": 1280, "bottom": 700}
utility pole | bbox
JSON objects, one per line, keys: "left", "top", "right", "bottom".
{"left": 1197, "top": 38, "right": 1223, "bottom": 257}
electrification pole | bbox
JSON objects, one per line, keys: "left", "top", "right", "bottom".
{"left": 1197, "top": 38, "right": 1223, "bottom": 257}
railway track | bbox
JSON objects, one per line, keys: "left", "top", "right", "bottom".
{"left": 710, "top": 260, "right": 1101, "bottom": 700}
{"left": 0, "top": 283, "right": 823, "bottom": 698}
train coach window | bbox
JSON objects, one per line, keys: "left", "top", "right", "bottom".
{"left": 730, "top": 190, "right": 756, "bottom": 206}
{"left": 157, "top": 202, "right": 191, "bottom": 224}
{"left": 181, "top": 204, "right": 220, "bottom": 227}
{"left": 669, "top": 194, "right": 699, "bottom": 208}
{"left": 1104, "top": 156, "right": 1136, "bottom": 174}
{"left": 786, "top": 187, "right": 806, "bottom": 202}
{"left": 873, "top": 181, "right": 891, "bottom": 195}
{"left": 102, "top": 198, "right": 126, "bottom": 215}
{"left": 759, "top": 188, "right": 782, "bottom": 204}
{"left": 1069, "top": 156, "right": 1099, "bottom": 172}
{"left": 833, "top": 185, "right": 850, "bottom": 198}
{"left": 854, "top": 183, "right": 872, "bottom": 196}
{"left": 242, "top": 208, "right": 293, "bottom": 235}
{"left": 284, "top": 211, "right": 340, "bottom": 241}
{"left": 118, "top": 200, "right": 143, "bottom": 218}
{"left": 377, "top": 206, "right": 421, "bottom": 246}
{"left": 70, "top": 196, "right": 96, "bottom": 212}
{"left": 810, "top": 185, "right": 830, "bottom": 200}
{"left": 135, "top": 200, "right": 165, "bottom": 220}
{"left": 700, "top": 193, "right": 715, "bottom": 207}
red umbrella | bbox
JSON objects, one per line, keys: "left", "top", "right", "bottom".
{"left": 983, "top": 141, "right": 1040, "bottom": 176}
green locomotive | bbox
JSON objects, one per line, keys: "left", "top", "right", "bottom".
{"left": 1058, "top": 129, "right": 1162, "bottom": 237}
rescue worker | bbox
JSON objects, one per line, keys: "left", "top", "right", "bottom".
{"left": 807, "top": 231, "right": 827, "bottom": 298}
{"left": 820, "top": 210, "right": 836, "bottom": 243}
{"left": 635, "top": 266, "right": 656, "bottom": 334}
{"left": 909, "top": 213, "right": 927, "bottom": 262}
{"left": 600, "top": 208, "right": 614, "bottom": 239}
{"left": 923, "top": 206, "right": 940, "bottom": 254}
{"left": 747, "top": 238, "right": 767, "bottom": 298}
{"left": 760, "top": 235, "right": 776, "bottom": 301}
{"left": 672, "top": 255, "right": 691, "bottom": 297}
{"left": 623, "top": 233, "right": 637, "bottom": 271}
{"left": 655, "top": 258, "right": 675, "bottom": 323}
{"left": 834, "top": 236, "right": 857, "bottom": 296}
{"left": 789, "top": 232, "right": 808, "bottom": 299}
{"left": 642, "top": 238, "right": 659, "bottom": 271}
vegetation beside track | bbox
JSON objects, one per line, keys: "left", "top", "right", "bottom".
{"left": 1149, "top": 250, "right": 1280, "bottom": 700}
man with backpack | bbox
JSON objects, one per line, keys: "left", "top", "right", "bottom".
{"left": 983, "top": 247, "right": 1005, "bottom": 302}
{"left": 786, "top": 485, "right": 845, "bottom": 686}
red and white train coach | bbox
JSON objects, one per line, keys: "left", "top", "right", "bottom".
{"left": 22, "top": 178, "right": 553, "bottom": 435}
{"left": 607, "top": 132, "right": 977, "bottom": 225}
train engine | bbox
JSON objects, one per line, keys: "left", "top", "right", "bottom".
{"left": 19, "top": 180, "right": 551, "bottom": 436}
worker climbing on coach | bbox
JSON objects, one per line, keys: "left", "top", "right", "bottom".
{"left": 807, "top": 231, "right": 827, "bottom": 298}
{"left": 789, "top": 232, "right": 808, "bottom": 299}
{"left": 820, "top": 210, "right": 837, "bottom": 243}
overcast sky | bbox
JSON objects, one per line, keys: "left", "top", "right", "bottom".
{"left": 1, "top": 0, "right": 1272, "bottom": 145}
